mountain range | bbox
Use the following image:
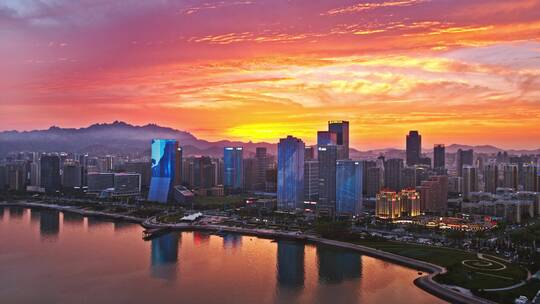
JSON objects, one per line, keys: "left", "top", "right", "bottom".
{"left": 0, "top": 121, "right": 538, "bottom": 158}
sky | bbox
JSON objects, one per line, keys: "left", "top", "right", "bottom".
{"left": 1, "top": 0, "right": 540, "bottom": 150}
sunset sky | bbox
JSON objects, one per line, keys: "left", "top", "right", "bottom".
{"left": 1, "top": 0, "right": 540, "bottom": 150}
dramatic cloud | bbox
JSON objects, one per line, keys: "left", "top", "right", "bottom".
{"left": 1, "top": 0, "right": 540, "bottom": 149}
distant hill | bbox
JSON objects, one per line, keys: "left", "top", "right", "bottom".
{"left": 0, "top": 121, "right": 538, "bottom": 158}
{"left": 0, "top": 121, "right": 276, "bottom": 157}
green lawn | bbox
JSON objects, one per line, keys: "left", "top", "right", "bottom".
{"left": 192, "top": 195, "right": 249, "bottom": 209}
{"left": 354, "top": 239, "right": 527, "bottom": 291}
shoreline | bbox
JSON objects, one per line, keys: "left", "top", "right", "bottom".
{"left": 1, "top": 201, "right": 495, "bottom": 304}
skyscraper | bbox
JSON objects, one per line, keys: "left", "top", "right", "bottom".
{"left": 462, "top": 165, "right": 478, "bottom": 201}
{"left": 223, "top": 147, "right": 243, "bottom": 192}
{"left": 376, "top": 190, "right": 400, "bottom": 219}
{"left": 406, "top": 131, "right": 421, "bottom": 166}
{"left": 384, "top": 158, "right": 403, "bottom": 191}
{"left": 255, "top": 147, "right": 270, "bottom": 191}
{"left": 328, "top": 120, "right": 350, "bottom": 159}
{"left": 318, "top": 145, "right": 338, "bottom": 216}
{"left": 457, "top": 149, "right": 474, "bottom": 177}
{"left": 523, "top": 164, "right": 538, "bottom": 192}
{"left": 317, "top": 131, "right": 337, "bottom": 147}
{"left": 62, "top": 161, "right": 82, "bottom": 188}
{"left": 399, "top": 189, "right": 421, "bottom": 217}
{"left": 433, "top": 144, "right": 445, "bottom": 169}
{"left": 277, "top": 136, "right": 305, "bottom": 211}
{"left": 483, "top": 163, "right": 498, "bottom": 194}
{"left": 40, "top": 154, "right": 61, "bottom": 193}
{"left": 304, "top": 160, "right": 319, "bottom": 203}
{"left": 503, "top": 164, "right": 519, "bottom": 190}
{"left": 148, "top": 139, "right": 180, "bottom": 203}
{"left": 365, "top": 166, "right": 383, "bottom": 197}
{"left": 336, "top": 160, "right": 363, "bottom": 216}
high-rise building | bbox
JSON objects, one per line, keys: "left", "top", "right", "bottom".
{"left": 503, "top": 164, "right": 519, "bottom": 190}
{"left": 304, "top": 160, "right": 319, "bottom": 203}
{"left": 433, "top": 144, "right": 445, "bottom": 169}
{"left": 406, "top": 131, "right": 421, "bottom": 166}
{"left": 255, "top": 147, "right": 270, "bottom": 191}
{"left": 317, "top": 131, "right": 337, "bottom": 147}
{"left": 277, "top": 136, "right": 305, "bottom": 211}
{"left": 376, "top": 190, "right": 400, "bottom": 219}
{"left": 0, "top": 165, "right": 7, "bottom": 190}
{"left": 148, "top": 139, "right": 180, "bottom": 203}
{"left": 40, "top": 155, "right": 61, "bottom": 193}
{"left": 361, "top": 160, "right": 376, "bottom": 196}
{"left": 7, "top": 162, "right": 26, "bottom": 191}
{"left": 483, "top": 163, "right": 499, "bottom": 194}
{"left": 62, "top": 161, "right": 82, "bottom": 188}
{"left": 399, "top": 189, "right": 421, "bottom": 217}
{"left": 328, "top": 120, "right": 350, "bottom": 159}
{"left": 243, "top": 158, "right": 257, "bottom": 191}
{"left": 123, "top": 161, "right": 151, "bottom": 188}
{"left": 457, "top": 149, "right": 474, "bottom": 177}
{"left": 400, "top": 167, "right": 416, "bottom": 189}
{"left": 384, "top": 158, "right": 403, "bottom": 191}
{"left": 336, "top": 160, "right": 363, "bottom": 216}
{"left": 416, "top": 175, "right": 448, "bottom": 214}
{"left": 304, "top": 147, "right": 315, "bottom": 161}
{"left": 462, "top": 165, "right": 478, "bottom": 201}
{"left": 175, "top": 147, "right": 183, "bottom": 186}
{"left": 318, "top": 145, "right": 338, "bottom": 216}
{"left": 523, "top": 164, "right": 538, "bottom": 192}
{"left": 193, "top": 156, "right": 216, "bottom": 189}
{"left": 223, "top": 147, "right": 243, "bottom": 191}
{"left": 365, "top": 166, "right": 383, "bottom": 197}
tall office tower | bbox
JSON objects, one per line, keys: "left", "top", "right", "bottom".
{"left": 399, "top": 189, "right": 421, "bottom": 217}
{"left": 362, "top": 160, "right": 377, "bottom": 196}
{"left": 0, "top": 165, "right": 6, "bottom": 190}
{"left": 243, "top": 158, "right": 257, "bottom": 191}
{"left": 318, "top": 145, "right": 338, "bottom": 216}
{"left": 223, "top": 147, "right": 244, "bottom": 192}
{"left": 375, "top": 190, "right": 400, "bottom": 219}
{"left": 40, "top": 155, "right": 61, "bottom": 193}
{"left": 317, "top": 131, "right": 337, "bottom": 147}
{"left": 523, "top": 164, "right": 538, "bottom": 192}
{"left": 175, "top": 147, "right": 183, "bottom": 186}
{"left": 304, "top": 147, "right": 315, "bottom": 161}
{"left": 255, "top": 147, "right": 270, "bottom": 191}
{"left": 148, "top": 139, "right": 180, "bottom": 203}
{"left": 406, "top": 131, "right": 422, "bottom": 166}
{"left": 62, "top": 161, "right": 82, "bottom": 188}
{"left": 29, "top": 160, "right": 40, "bottom": 187}
{"left": 193, "top": 156, "right": 215, "bottom": 189}
{"left": 6, "top": 163, "right": 26, "bottom": 191}
{"left": 456, "top": 149, "right": 474, "bottom": 177}
{"left": 265, "top": 167, "right": 277, "bottom": 193}
{"left": 400, "top": 167, "right": 416, "bottom": 189}
{"left": 462, "top": 165, "right": 478, "bottom": 201}
{"left": 448, "top": 176, "right": 463, "bottom": 194}
{"left": 483, "top": 163, "right": 499, "bottom": 194}
{"left": 277, "top": 136, "right": 305, "bottom": 211}
{"left": 328, "top": 120, "right": 350, "bottom": 159}
{"left": 433, "top": 144, "right": 445, "bottom": 169}
{"left": 304, "top": 160, "right": 319, "bottom": 203}
{"left": 366, "top": 167, "right": 383, "bottom": 197}
{"left": 336, "top": 160, "right": 363, "bottom": 216}
{"left": 503, "top": 164, "right": 519, "bottom": 190}
{"left": 384, "top": 158, "right": 403, "bottom": 191}
{"left": 416, "top": 175, "right": 448, "bottom": 215}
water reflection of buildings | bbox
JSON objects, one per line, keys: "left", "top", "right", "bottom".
{"left": 276, "top": 240, "right": 305, "bottom": 289}
{"left": 223, "top": 233, "right": 242, "bottom": 249}
{"left": 151, "top": 233, "right": 180, "bottom": 281}
{"left": 40, "top": 210, "right": 60, "bottom": 241}
{"left": 30, "top": 208, "right": 41, "bottom": 224}
{"left": 317, "top": 246, "right": 362, "bottom": 284}
{"left": 63, "top": 212, "right": 84, "bottom": 226}
{"left": 113, "top": 221, "right": 132, "bottom": 231}
{"left": 8, "top": 206, "right": 24, "bottom": 219}
{"left": 193, "top": 231, "right": 210, "bottom": 245}
{"left": 0, "top": 207, "right": 4, "bottom": 219}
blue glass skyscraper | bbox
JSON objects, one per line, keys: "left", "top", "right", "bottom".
{"left": 336, "top": 160, "right": 363, "bottom": 216}
{"left": 277, "top": 136, "right": 305, "bottom": 211}
{"left": 223, "top": 147, "right": 243, "bottom": 191}
{"left": 148, "top": 139, "right": 179, "bottom": 203}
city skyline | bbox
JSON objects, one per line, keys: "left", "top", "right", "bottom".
{"left": 1, "top": 0, "right": 540, "bottom": 149}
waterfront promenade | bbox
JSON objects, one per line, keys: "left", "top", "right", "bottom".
{"left": 0, "top": 200, "right": 496, "bottom": 304}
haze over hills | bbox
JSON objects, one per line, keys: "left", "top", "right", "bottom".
{"left": 0, "top": 121, "right": 538, "bottom": 158}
